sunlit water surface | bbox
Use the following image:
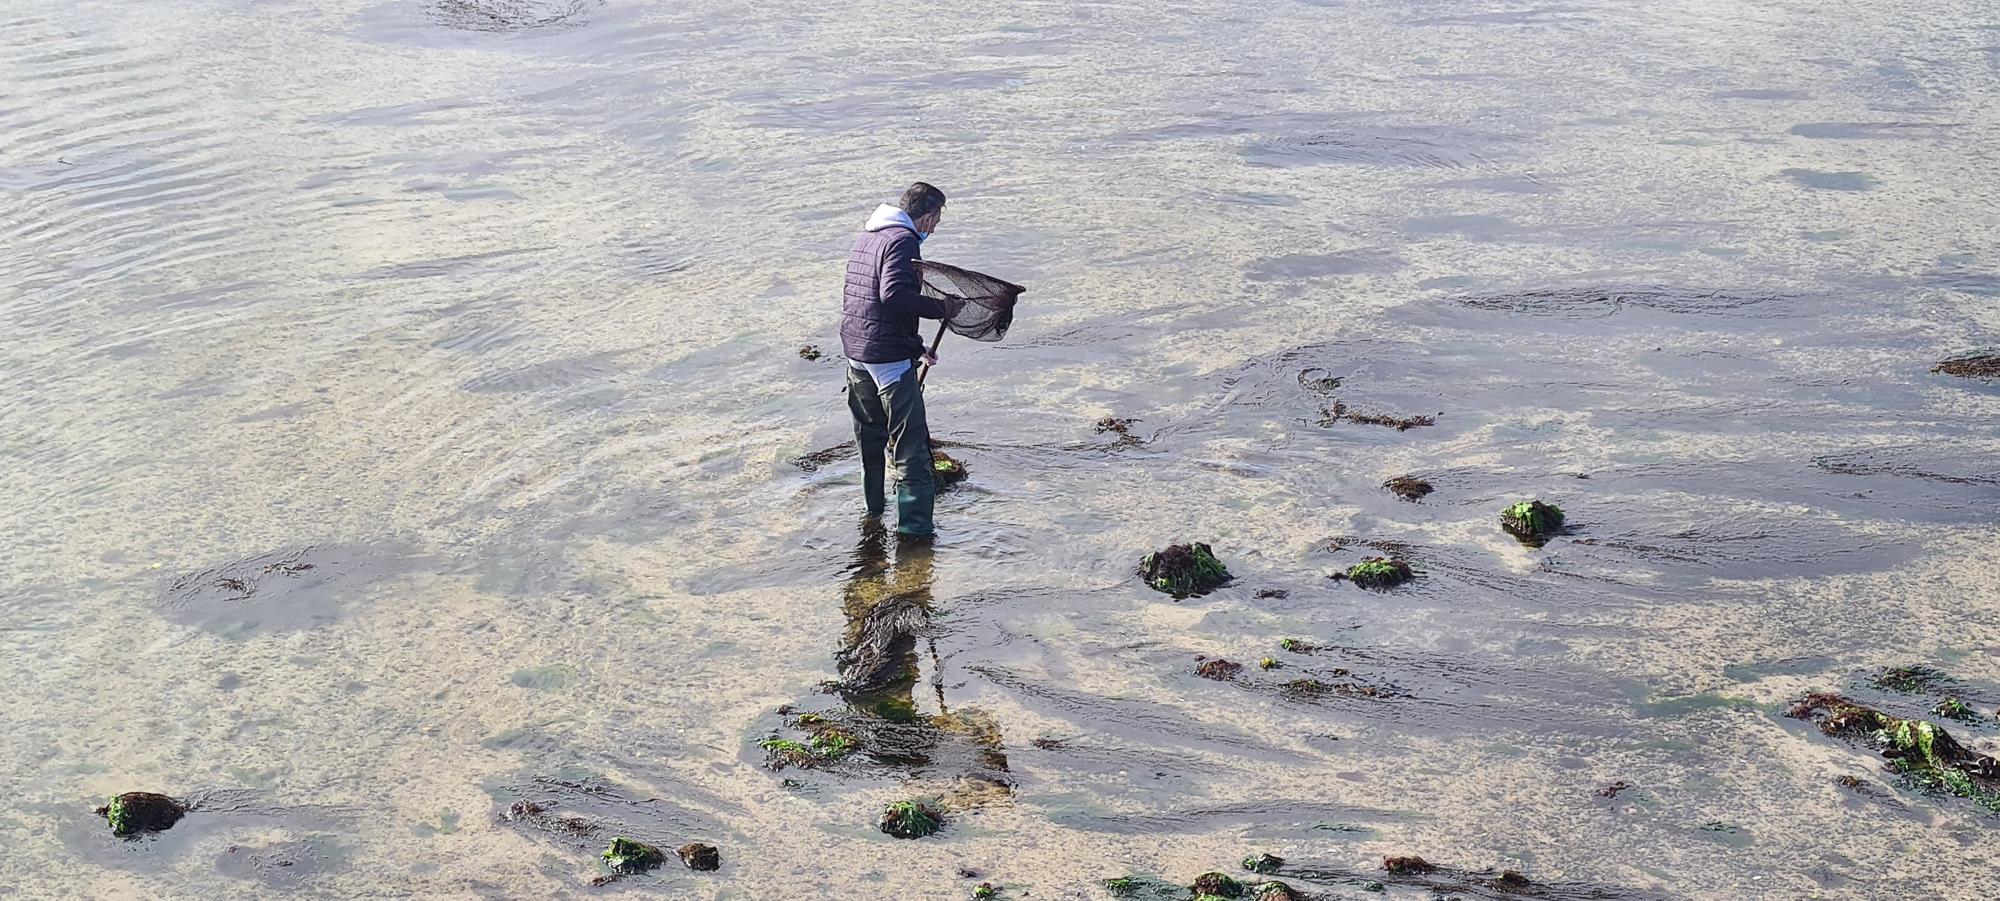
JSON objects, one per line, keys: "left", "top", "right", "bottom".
{"left": 2, "top": 0, "right": 1998, "bottom": 897}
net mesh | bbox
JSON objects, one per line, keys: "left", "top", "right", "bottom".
{"left": 918, "top": 260, "right": 1024, "bottom": 342}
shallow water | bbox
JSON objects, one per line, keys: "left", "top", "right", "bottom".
{"left": 3, "top": 0, "right": 1999, "bottom": 897}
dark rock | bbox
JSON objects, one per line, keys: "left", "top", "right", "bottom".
{"left": 95, "top": 792, "right": 186, "bottom": 836}
{"left": 677, "top": 842, "right": 719, "bottom": 871}
{"left": 1384, "top": 477, "right": 1433, "bottom": 501}
{"left": 932, "top": 450, "right": 969, "bottom": 488}
{"left": 1499, "top": 500, "right": 1565, "bottom": 544}
{"left": 601, "top": 837, "right": 666, "bottom": 873}
{"left": 1596, "top": 780, "right": 1632, "bottom": 799}
{"left": 798, "top": 345, "right": 823, "bottom": 361}
{"left": 1346, "top": 557, "right": 1413, "bottom": 589}
{"left": 1242, "top": 852, "right": 1284, "bottom": 874}
{"left": 1191, "top": 871, "right": 1243, "bottom": 896}
{"left": 1934, "top": 354, "right": 2000, "bottom": 379}
{"left": 1140, "top": 543, "right": 1232, "bottom": 599}
{"left": 1382, "top": 856, "right": 1436, "bottom": 875}
{"left": 879, "top": 800, "right": 943, "bottom": 839}
{"left": 1195, "top": 658, "right": 1243, "bottom": 681}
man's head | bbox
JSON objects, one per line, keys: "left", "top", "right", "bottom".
{"left": 897, "top": 182, "right": 947, "bottom": 235}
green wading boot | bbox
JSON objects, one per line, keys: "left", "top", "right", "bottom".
{"left": 894, "top": 477, "right": 935, "bottom": 537}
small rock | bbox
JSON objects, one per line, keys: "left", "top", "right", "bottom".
{"left": 1382, "top": 855, "right": 1436, "bottom": 875}
{"left": 96, "top": 792, "right": 186, "bottom": 836}
{"left": 601, "top": 838, "right": 666, "bottom": 874}
{"left": 879, "top": 800, "right": 943, "bottom": 839}
{"left": 1242, "top": 852, "right": 1284, "bottom": 874}
{"left": 677, "top": 842, "right": 720, "bottom": 872}
{"left": 1195, "top": 658, "right": 1244, "bottom": 681}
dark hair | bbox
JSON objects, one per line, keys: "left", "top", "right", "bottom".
{"left": 897, "top": 182, "right": 947, "bottom": 220}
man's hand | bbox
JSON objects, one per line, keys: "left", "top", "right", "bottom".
{"left": 921, "top": 351, "right": 939, "bottom": 368}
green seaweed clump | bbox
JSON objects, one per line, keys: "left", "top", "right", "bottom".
{"left": 1241, "top": 853, "right": 1284, "bottom": 874}
{"left": 972, "top": 883, "right": 998, "bottom": 899}
{"left": 1278, "top": 638, "right": 1316, "bottom": 653}
{"left": 798, "top": 345, "right": 822, "bottom": 361}
{"left": 1257, "top": 657, "right": 1280, "bottom": 670}
{"left": 1139, "top": 542, "right": 1232, "bottom": 599}
{"left": 97, "top": 792, "right": 186, "bottom": 836}
{"left": 1499, "top": 500, "right": 1565, "bottom": 543}
{"left": 879, "top": 800, "right": 943, "bottom": 839}
{"left": 1873, "top": 665, "right": 1952, "bottom": 693}
{"left": 932, "top": 450, "right": 969, "bottom": 488}
{"left": 602, "top": 837, "right": 667, "bottom": 873}
{"left": 1934, "top": 697, "right": 1980, "bottom": 723}
{"left": 758, "top": 720, "right": 858, "bottom": 770}
{"left": 1190, "top": 871, "right": 1242, "bottom": 897}
{"left": 1250, "top": 882, "right": 1301, "bottom": 901}
{"left": 1345, "top": 557, "right": 1413, "bottom": 589}
{"left": 1788, "top": 693, "right": 2000, "bottom": 813}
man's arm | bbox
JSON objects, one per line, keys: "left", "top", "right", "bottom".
{"left": 878, "top": 233, "right": 960, "bottom": 320}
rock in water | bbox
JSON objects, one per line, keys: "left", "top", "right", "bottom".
{"left": 96, "top": 792, "right": 186, "bottom": 836}
{"left": 677, "top": 842, "right": 720, "bottom": 871}
{"left": 1383, "top": 476, "right": 1433, "bottom": 501}
{"left": 1499, "top": 500, "right": 1565, "bottom": 543}
{"left": 1139, "top": 543, "right": 1232, "bottom": 598}
{"left": 1382, "top": 855, "right": 1436, "bottom": 875}
{"left": 1191, "top": 872, "right": 1242, "bottom": 896}
{"left": 1788, "top": 693, "right": 2000, "bottom": 813}
{"left": 1242, "top": 853, "right": 1284, "bottom": 874}
{"left": 932, "top": 450, "right": 969, "bottom": 488}
{"left": 878, "top": 800, "right": 943, "bottom": 839}
{"left": 1346, "top": 556, "right": 1413, "bottom": 588}
{"left": 1195, "top": 658, "right": 1243, "bottom": 680}
{"left": 1250, "top": 882, "right": 1302, "bottom": 901}
{"left": 601, "top": 837, "right": 666, "bottom": 873}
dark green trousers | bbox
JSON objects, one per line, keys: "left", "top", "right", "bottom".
{"left": 847, "top": 363, "right": 935, "bottom": 536}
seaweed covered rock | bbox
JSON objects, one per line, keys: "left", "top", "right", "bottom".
{"left": 1190, "top": 871, "right": 1242, "bottom": 897}
{"left": 1384, "top": 476, "right": 1433, "bottom": 502}
{"left": 96, "top": 792, "right": 186, "bottom": 836}
{"left": 1139, "top": 543, "right": 1231, "bottom": 599}
{"left": 1104, "top": 875, "right": 1183, "bottom": 897}
{"left": 677, "top": 842, "right": 720, "bottom": 871}
{"left": 1934, "top": 697, "right": 1981, "bottom": 723}
{"left": 1242, "top": 853, "right": 1284, "bottom": 874}
{"left": 1345, "top": 557, "right": 1413, "bottom": 589}
{"left": 1499, "top": 500, "right": 1564, "bottom": 543}
{"left": 1382, "top": 856, "right": 1436, "bottom": 875}
{"left": 1873, "top": 664, "right": 1952, "bottom": 693}
{"left": 1249, "top": 882, "right": 1301, "bottom": 901}
{"left": 798, "top": 344, "right": 823, "bottom": 361}
{"left": 758, "top": 720, "right": 857, "bottom": 770}
{"left": 932, "top": 450, "right": 969, "bottom": 488}
{"left": 879, "top": 800, "right": 943, "bottom": 839}
{"left": 1933, "top": 354, "right": 2000, "bottom": 379}
{"left": 602, "top": 837, "right": 667, "bottom": 873}
{"left": 1788, "top": 693, "right": 2000, "bottom": 812}
{"left": 1195, "top": 658, "right": 1243, "bottom": 681}
{"left": 972, "top": 883, "right": 998, "bottom": 899}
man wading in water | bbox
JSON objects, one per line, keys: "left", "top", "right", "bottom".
{"left": 841, "top": 182, "right": 964, "bottom": 537}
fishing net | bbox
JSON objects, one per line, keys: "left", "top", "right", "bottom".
{"left": 918, "top": 260, "right": 1024, "bottom": 342}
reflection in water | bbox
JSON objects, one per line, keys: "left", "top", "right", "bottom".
{"left": 832, "top": 518, "right": 1010, "bottom": 783}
